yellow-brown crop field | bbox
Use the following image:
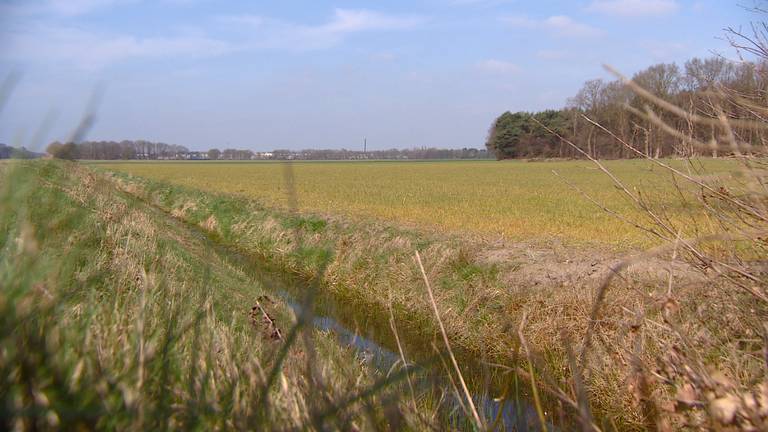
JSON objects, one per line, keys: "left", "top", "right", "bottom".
{"left": 95, "top": 159, "right": 738, "bottom": 248}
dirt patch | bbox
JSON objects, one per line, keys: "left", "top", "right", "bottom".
{"left": 479, "top": 240, "right": 705, "bottom": 290}
{"left": 171, "top": 201, "right": 197, "bottom": 218}
{"left": 200, "top": 215, "right": 218, "bottom": 232}
{"left": 249, "top": 295, "right": 283, "bottom": 341}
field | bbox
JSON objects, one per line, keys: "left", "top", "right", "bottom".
{"left": 95, "top": 156, "right": 768, "bottom": 429}
{"left": 94, "top": 159, "right": 737, "bottom": 248}
{"left": 0, "top": 161, "right": 469, "bottom": 430}
{"left": 4, "top": 158, "right": 767, "bottom": 430}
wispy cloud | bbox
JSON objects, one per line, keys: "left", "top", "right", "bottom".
{"left": 502, "top": 15, "right": 602, "bottom": 37}
{"left": 220, "top": 9, "right": 426, "bottom": 51}
{"left": 544, "top": 16, "right": 601, "bottom": 37}
{"left": 2, "top": 25, "right": 235, "bottom": 70}
{"left": 48, "top": 0, "right": 138, "bottom": 15}
{"left": 476, "top": 59, "right": 519, "bottom": 74}
{"left": 586, "top": 0, "right": 679, "bottom": 17}
{"left": 320, "top": 9, "right": 424, "bottom": 33}
{"left": 220, "top": 9, "right": 424, "bottom": 34}
{"left": 2, "top": 8, "right": 425, "bottom": 70}
{"left": 2, "top": 0, "right": 139, "bottom": 17}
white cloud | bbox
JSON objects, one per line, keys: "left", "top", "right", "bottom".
{"left": 222, "top": 9, "right": 423, "bottom": 34}
{"left": 220, "top": 9, "right": 425, "bottom": 51}
{"left": 502, "top": 15, "right": 601, "bottom": 37}
{"left": 45, "top": 0, "right": 133, "bottom": 15}
{"left": 2, "top": 8, "right": 424, "bottom": 69}
{"left": 476, "top": 59, "right": 519, "bottom": 74}
{"left": 320, "top": 9, "right": 423, "bottom": 33}
{"left": 587, "top": 0, "right": 679, "bottom": 17}
{"left": 544, "top": 16, "right": 601, "bottom": 37}
{"left": 3, "top": 25, "right": 235, "bottom": 70}
{"left": 2, "top": 0, "right": 139, "bottom": 17}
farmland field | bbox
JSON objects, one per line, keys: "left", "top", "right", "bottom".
{"left": 95, "top": 158, "right": 737, "bottom": 248}
{"left": 6, "top": 159, "right": 763, "bottom": 430}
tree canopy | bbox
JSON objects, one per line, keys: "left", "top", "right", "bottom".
{"left": 487, "top": 55, "right": 767, "bottom": 160}
{"left": 486, "top": 110, "right": 568, "bottom": 159}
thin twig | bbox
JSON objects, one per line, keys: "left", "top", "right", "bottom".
{"left": 415, "top": 250, "right": 483, "bottom": 429}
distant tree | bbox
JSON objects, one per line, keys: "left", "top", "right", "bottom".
{"left": 236, "top": 149, "right": 253, "bottom": 160}
{"left": 683, "top": 57, "right": 735, "bottom": 91}
{"left": 0, "top": 144, "right": 43, "bottom": 159}
{"left": 486, "top": 111, "right": 530, "bottom": 159}
{"left": 568, "top": 79, "right": 607, "bottom": 112}
{"left": 0, "top": 144, "right": 12, "bottom": 159}
{"left": 208, "top": 148, "right": 221, "bottom": 160}
{"left": 120, "top": 145, "right": 136, "bottom": 160}
{"left": 487, "top": 54, "right": 768, "bottom": 160}
{"left": 632, "top": 63, "right": 682, "bottom": 100}
{"left": 486, "top": 110, "right": 569, "bottom": 159}
{"left": 46, "top": 141, "right": 79, "bottom": 160}
{"left": 527, "top": 110, "right": 568, "bottom": 156}
{"left": 222, "top": 149, "right": 237, "bottom": 160}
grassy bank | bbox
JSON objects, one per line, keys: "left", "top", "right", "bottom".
{"left": 6, "top": 159, "right": 764, "bottom": 430}
{"left": 97, "top": 160, "right": 768, "bottom": 430}
{"left": 0, "top": 160, "right": 449, "bottom": 430}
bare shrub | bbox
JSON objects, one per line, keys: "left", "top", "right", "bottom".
{"left": 535, "top": 8, "right": 768, "bottom": 430}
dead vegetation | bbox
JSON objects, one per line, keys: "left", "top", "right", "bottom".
{"left": 250, "top": 295, "right": 284, "bottom": 341}
{"left": 0, "top": 161, "right": 447, "bottom": 431}
{"left": 102, "top": 32, "right": 768, "bottom": 429}
{"left": 11, "top": 8, "right": 767, "bottom": 430}
{"left": 514, "top": 11, "right": 768, "bottom": 430}
{"left": 107, "top": 154, "right": 741, "bottom": 429}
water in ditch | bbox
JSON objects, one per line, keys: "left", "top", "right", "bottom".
{"left": 150, "top": 199, "right": 561, "bottom": 431}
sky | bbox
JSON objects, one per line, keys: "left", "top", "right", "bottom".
{"left": 0, "top": 0, "right": 757, "bottom": 151}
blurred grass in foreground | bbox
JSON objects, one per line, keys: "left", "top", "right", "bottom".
{"left": 0, "top": 160, "right": 443, "bottom": 430}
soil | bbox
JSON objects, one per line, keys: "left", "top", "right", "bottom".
{"left": 249, "top": 295, "right": 283, "bottom": 341}
{"left": 479, "top": 239, "right": 706, "bottom": 290}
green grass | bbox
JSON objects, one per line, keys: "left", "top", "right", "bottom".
{"left": 95, "top": 157, "right": 768, "bottom": 430}
{"left": 0, "top": 160, "right": 446, "bottom": 430}
{"left": 93, "top": 159, "right": 738, "bottom": 248}
{"left": 10, "top": 158, "right": 761, "bottom": 430}
{"left": 97, "top": 162, "right": 670, "bottom": 428}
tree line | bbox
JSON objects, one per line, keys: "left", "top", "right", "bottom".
{"left": 272, "top": 147, "right": 490, "bottom": 160}
{"left": 0, "top": 143, "right": 43, "bottom": 159}
{"left": 46, "top": 140, "right": 191, "bottom": 160}
{"left": 486, "top": 56, "right": 768, "bottom": 159}
{"left": 46, "top": 140, "right": 491, "bottom": 161}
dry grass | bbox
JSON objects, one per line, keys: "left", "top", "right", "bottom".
{"left": 519, "top": 60, "right": 768, "bottom": 430}
{"left": 104, "top": 160, "right": 737, "bottom": 429}
{"left": 0, "top": 160, "right": 443, "bottom": 431}
{"left": 66, "top": 45, "right": 768, "bottom": 432}
{"left": 96, "top": 119, "right": 768, "bottom": 430}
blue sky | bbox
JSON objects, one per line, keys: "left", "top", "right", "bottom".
{"left": 0, "top": 0, "right": 754, "bottom": 151}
